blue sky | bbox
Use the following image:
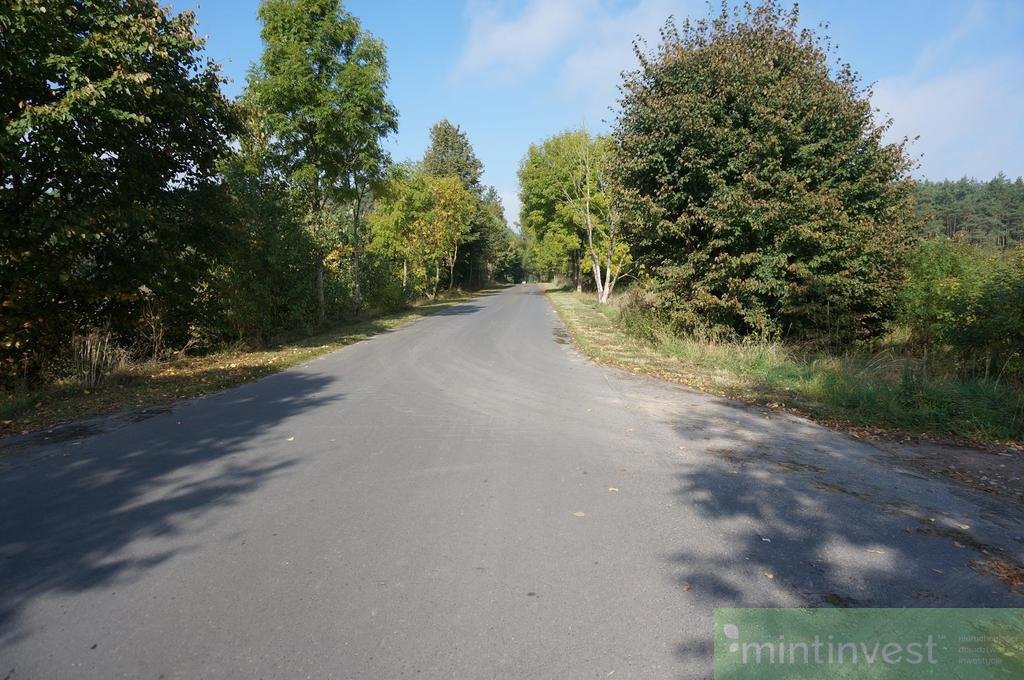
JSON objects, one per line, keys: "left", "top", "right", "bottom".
{"left": 172, "top": 0, "right": 1024, "bottom": 225}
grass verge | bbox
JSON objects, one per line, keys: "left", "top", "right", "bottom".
{"left": 546, "top": 287, "right": 1024, "bottom": 445}
{"left": 1, "top": 293, "right": 475, "bottom": 437}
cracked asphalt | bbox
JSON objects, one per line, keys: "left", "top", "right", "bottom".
{"left": 1, "top": 285, "right": 1022, "bottom": 679}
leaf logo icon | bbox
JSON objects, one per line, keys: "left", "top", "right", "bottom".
{"left": 723, "top": 624, "right": 740, "bottom": 653}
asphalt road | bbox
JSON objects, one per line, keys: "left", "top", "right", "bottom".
{"left": 2, "top": 285, "right": 1022, "bottom": 679}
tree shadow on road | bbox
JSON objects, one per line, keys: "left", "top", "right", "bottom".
{"left": 0, "top": 370, "right": 341, "bottom": 646}
{"left": 661, "top": 399, "right": 1024, "bottom": 677}
{"left": 433, "top": 304, "right": 483, "bottom": 316}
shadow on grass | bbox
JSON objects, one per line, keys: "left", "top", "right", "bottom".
{"left": 550, "top": 289, "right": 1024, "bottom": 443}
{"left": 0, "top": 370, "right": 340, "bottom": 646}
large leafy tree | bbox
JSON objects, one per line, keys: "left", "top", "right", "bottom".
{"left": 614, "top": 1, "right": 916, "bottom": 341}
{"left": 369, "top": 166, "right": 477, "bottom": 297}
{"left": 559, "top": 131, "right": 630, "bottom": 304}
{"left": 518, "top": 133, "right": 582, "bottom": 285}
{"left": 474, "top": 187, "right": 517, "bottom": 285}
{"left": 0, "top": 0, "right": 237, "bottom": 376}
{"left": 211, "top": 106, "right": 323, "bottom": 342}
{"left": 427, "top": 176, "right": 477, "bottom": 293}
{"left": 423, "top": 119, "right": 483, "bottom": 191}
{"left": 518, "top": 129, "right": 631, "bottom": 301}
{"left": 422, "top": 118, "right": 512, "bottom": 288}
{"left": 247, "top": 0, "right": 397, "bottom": 319}
{"left": 368, "top": 163, "right": 432, "bottom": 297}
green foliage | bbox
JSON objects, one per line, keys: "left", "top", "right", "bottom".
{"left": 419, "top": 118, "right": 516, "bottom": 286}
{"left": 900, "top": 238, "right": 1024, "bottom": 381}
{"left": 421, "top": 119, "right": 516, "bottom": 288}
{"left": 464, "top": 187, "right": 518, "bottom": 286}
{"left": 614, "top": 1, "right": 916, "bottom": 342}
{"left": 0, "top": 0, "right": 238, "bottom": 377}
{"left": 423, "top": 119, "right": 483, "bottom": 191}
{"left": 552, "top": 290, "right": 1024, "bottom": 442}
{"left": 517, "top": 131, "right": 586, "bottom": 282}
{"left": 915, "top": 174, "right": 1024, "bottom": 250}
{"left": 368, "top": 166, "right": 478, "bottom": 296}
{"left": 491, "top": 230, "right": 527, "bottom": 283}
{"left": 368, "top": 164, "right": 433, "bottom": 296}
{"left": 519, "top": 128, "right": 632, "bottom": 301}
{"left": 209, "top": 137, "right": 323, "bottom": 343}
{"left": 246, "top": 0, "right": 397, "bottom": 317}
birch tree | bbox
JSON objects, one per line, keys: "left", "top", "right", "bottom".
{"left": 564, "top": 131, "right": 631, "bottom": 304}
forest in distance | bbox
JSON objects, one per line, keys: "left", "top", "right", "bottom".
{"left": 1, "top": 0, "right": 1022, "bottom": 441}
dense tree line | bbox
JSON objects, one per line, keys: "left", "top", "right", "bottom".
{"left": 522, "top": 1, "right": 914, "bottom": 344}
{"left": 518, "top": 0, "right": 1021, "bottom": 380}
{"left": 519, "top": 130, "right": 629, "bottom": 301}
{"left": 915, "top": 175, "right": 1024, "bottom": 250}
{"left": 1, "top": 0, "right": 239, "bottom": 379}
{"left": 1, "top": 0, "right": 518, "bottom": 384}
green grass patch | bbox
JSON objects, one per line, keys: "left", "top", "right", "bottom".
{"left": 1, "top": 292, "right": 476, "bottom": 437}
{"left": 546, "top": 287, "right": 1024, "bottom": 444}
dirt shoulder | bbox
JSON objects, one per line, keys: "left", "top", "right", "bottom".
{"left": 1, "top": 293, "right": 478, "bottom": 443}
{"left": 545, "top": 287, "right": 1024, "bottom": 511}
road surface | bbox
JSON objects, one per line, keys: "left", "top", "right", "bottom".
{"left": 2, "top": 286, "right": 1022, "bottom": 679}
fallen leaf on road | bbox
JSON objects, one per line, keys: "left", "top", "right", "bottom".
{"left": 764, "top": 572, "right": 775, "bottom": 580}
{"left": 573, "top": 511, "right": 586, "bottom": 517}
{"left": 682, "top": 582, "right": 692, "bottom": 592}
{"left": 971, "top": 558, "right": 1024, "bottom": 588}
{"left": 286, "top": 436, "right": 295, "bottom": 441}
{"left": 608, "top": 487, "right": 619, "bottom": 492}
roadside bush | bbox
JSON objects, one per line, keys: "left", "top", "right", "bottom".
{"left": 613, "top": 1, "right": 916, "bottom": 344}
{"left": 358, "top": 252, "right": 409, "bottom": 314}
{"left": 569, "top": 289, "right": 1024, "bottom": 441}
{"left": 0, "top": 1, "right": 237, "bottom": 380}
{"left": 900, "top": 239, "right": 1024, "bottom": 381}
{"left": 208, "top": 152, "right": 324, "bottom": 344}
{"left": 70, "top": 331, "right": 126, "bottom": 389}
{"left": 616, "top": 288, "right": 667, "bottom": 343}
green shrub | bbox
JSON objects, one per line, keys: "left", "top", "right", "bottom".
{"left": 613, "top": 1, "right": 916, "bottom": 343}
{"left": 900, "top": 239, "right": 1024, "bottom": 381}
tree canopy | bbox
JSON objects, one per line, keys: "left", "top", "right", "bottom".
{"left": 614, "top": 0, "right": 916, "bottom": 341}
{"left": 915, "top": 174, "right": 1024, "bottom": 250}
{"left": 518, "top": 129, "right": 629, "bottom": 301}
{"left": 1, "top": 0, "right": 237, "bottom": 375}
{"left": 246, "top": 0, "right": 397, "bottom": 317}
{"left": 423, "top": 119, "right": 483, "bottom": 192}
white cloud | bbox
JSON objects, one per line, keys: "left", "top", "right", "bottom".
{"left": 872, "top": 3, "right": 1024, "bottom": 180}
{"left": 557, "top": 0, "right": 687, "bottom": 122}
{"left": 454, "top": 0, "right": 694, "bottom": 122}
{"left": 453, "top": 0, "right": 597, "bottom": 81}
